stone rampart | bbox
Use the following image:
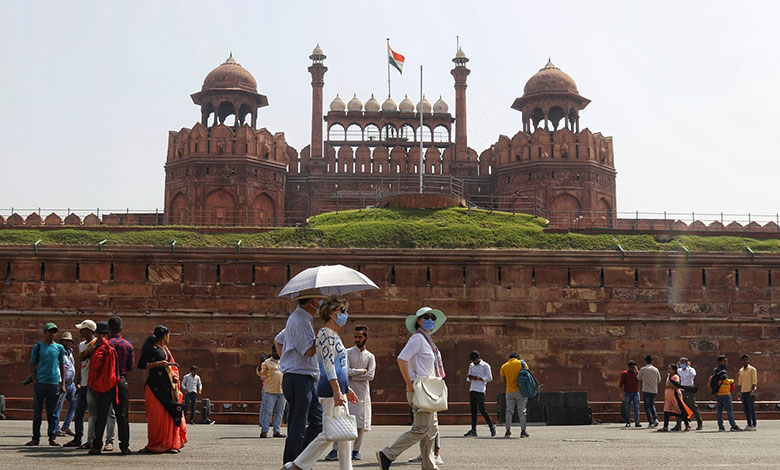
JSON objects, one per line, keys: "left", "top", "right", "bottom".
{"left": 1, "top": 247, "right": 778, "bottom": 408}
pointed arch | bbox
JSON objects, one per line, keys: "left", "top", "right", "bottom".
{"left": 204, "top": 188, "right": 236, "bottom": 226}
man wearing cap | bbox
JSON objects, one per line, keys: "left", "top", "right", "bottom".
{"left": 65, "top": 319, "right": 98, "bottom": 448}
{"left": 181, "top": 366, "right": 203, "bottom": 424}
{"left": 53, "top": 331, "right": 77, "bottom": 437}
{"left": 377, "top": 307, "right": 447, "bottom": 470}
{"left": 26, "top": 322, "right": 66, "bottom": 446}
{"left": 276, "top": 288, "right": 327, "bottom": 465}
{"left": 464, "top": 350, "right": 496, "bottom": 438}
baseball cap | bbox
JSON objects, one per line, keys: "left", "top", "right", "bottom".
{"left": 43, "top": 322, "right": 58, "bottom": 333}
{"left": 95, "top": 321, "right": 109, "bottom": 334}
{"left": 75, "top": 319, "right": 97, "bottom": 332}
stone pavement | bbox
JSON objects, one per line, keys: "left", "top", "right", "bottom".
{"left": 1, "top": 420, "right": 779, "bottom": 469}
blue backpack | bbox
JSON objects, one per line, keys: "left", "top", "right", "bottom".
{"left": 516, "top": 360, "right": 539, "bottom": 398}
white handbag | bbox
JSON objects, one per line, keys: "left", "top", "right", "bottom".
{"left": 323, "top": 404, "right": 358, "bottom": 442}
{"left": 412, "top": 376, "right": 448, "bottom": 412}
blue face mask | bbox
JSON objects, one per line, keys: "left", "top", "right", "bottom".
{"left": 421, "top": 318, "right": 436, "bottom": 331}
{"left": 679, "top": 364, "right": 687, "bottom": 369}
{"left": 335, "top": 312, "right": 348, "bottom": 327}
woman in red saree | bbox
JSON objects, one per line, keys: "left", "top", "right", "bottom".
{"left": 137, "top": 325, "right": 187, "bottom": 453}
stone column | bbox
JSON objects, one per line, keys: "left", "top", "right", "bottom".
{"left": 308, "top": 46, "right": 328, "bottom": 175}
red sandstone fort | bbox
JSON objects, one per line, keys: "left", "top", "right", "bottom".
{"left": 1, "top": 46, "right": 778, "bottom": 424}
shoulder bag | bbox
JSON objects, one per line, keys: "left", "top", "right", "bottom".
{"left": 412, "top": 375, "right": 448, "bottom": 412}
{"left": 323, "top": 404, "right": 358, "bottom": 442}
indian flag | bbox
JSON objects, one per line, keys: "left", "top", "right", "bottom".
{"left": 388, "top": 44, "right": 405, "bottom": 74}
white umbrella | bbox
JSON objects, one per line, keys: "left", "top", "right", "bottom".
{"left": 277, "top": 264, "right": 379, "bottom": 299}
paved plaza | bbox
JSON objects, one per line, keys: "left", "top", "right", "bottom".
{"left": 1, "top": 420, "right": 779, "bottom": 469}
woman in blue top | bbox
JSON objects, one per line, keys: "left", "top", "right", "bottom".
{"left": 284, "top": 297, "right": 358, "bottom": 470}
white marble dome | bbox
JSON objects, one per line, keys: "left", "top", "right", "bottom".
{"left": 347, "top": 94, "right": 363, "bottom": 112}
{"left": 399, "top": 95, "right": 414, "bottom": 113}
{"left": 381, "top": 97, "right": 398, "bottom": 112}
{"left": 416, "top": 97, "right": 432, "bottom": 114}
{"left": 329, "top": 95, "right": 346, "bottom": 112}
{"left": 364, "top": 94, "right": 380, "bottom": 112}
{"left": 433, "top": 96, "right": 448, "bottom": 114}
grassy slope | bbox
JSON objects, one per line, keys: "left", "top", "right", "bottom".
{"left": 0, "top": 208, "right": 778, "bottom": 251}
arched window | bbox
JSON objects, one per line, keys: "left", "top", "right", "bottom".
{"left": 328, "top": 124, "right": 346, "bottom": 141}
{"left": 365, "top": 124, "right": 380, "bottom": 141}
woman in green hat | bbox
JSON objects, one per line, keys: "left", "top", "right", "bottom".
{"left": 376, "top": 307, "right": 446, "bottom": 470}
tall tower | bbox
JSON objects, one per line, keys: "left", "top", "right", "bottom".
{"left": 308, "top": 44, "right": 327, "bottom": 174}
{"left": 451, "top": 48, "right": 475, "bottom": 176}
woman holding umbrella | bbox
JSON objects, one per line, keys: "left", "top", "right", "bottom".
{"left": 377, "top": 307, "right": 447, "bottom": 470}
{"left": 283, "top": 296, "right": 358, "bottom": 470}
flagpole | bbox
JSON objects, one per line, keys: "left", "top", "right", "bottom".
{"left": 419, "top": 65, "right": 424, "bottom": 194}
{"left": 386, "top": 38, "right": 391, "bottom": 98}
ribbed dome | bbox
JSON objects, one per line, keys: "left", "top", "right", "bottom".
{"left": 202, "top": 53, "right": 257, "bottom": 93}
{"left": 433, "top": 96, "right": 448, "bottom": 114}
{"left": 416, "top": 97, "right": 432, "bottom": 114}
{"left": 381, "top": 97, "right": 398, "bottom": 112}
{"left": 347, "top": 94, "right": 363, "bottom": 112}
{"left": 399, "top": 95, "right": 414, "bottom": 113}
{"left": 365, "top": 94, "right": 380, "bottom": 112}
{"left": 329, "top": 94, "right": 346, "bottom": 112}
{"left": 312, "top": 44, "right": 324, "bottom": 56}
{"left": 523, "top": 58, "right": 578, "bottom": 96}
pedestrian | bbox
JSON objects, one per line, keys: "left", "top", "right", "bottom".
{"left": 25, "top": 322, "right": 66, "bottom": 446}
{"left": 282, "top": 296, "right": 358, "bottom": 470}
{"left": 377, "top": 306, "right": 447, "bottom": 470}
{"left": 711, "top": 355, "right": 741, "bottom": 432}
{"left": 89, "top": 318, "right": 132, "bottom": 455}
{"left": 64, "top": 319, "right": 96, "bottom": 448}
{"left": 500, "top": 353, "right": 529, "bottom": 438}
{"left": 636, "top": 355, "right": 661, "bottom": 428}
{"left": 257, "top": 346, "right": 286, "bottom": 438}
{"left": 181, "top": 366, "right": 202, "bottom": 424}
{"left": 737, "top": 354, "right": 758, "bottom": 431}
{"left": 676, "top": 357, "right": 703, "bottom": 430}
{"left": 619, "top": 360, "right": 641, "bottom": 427}
{"left": 326, "top": 324, "right": 375, "bottom": 461}
{"left": 137, "top": 325, "right": 188, "bottom": 454}
{"left": 464, "top": 350, "right": 496, "bottom": 438}
{"left": 276, "top": 288, "right": 328, "bottom": 465}
{"left": 657, "top": 364, "right": 691, "bottom": 432}
{"left": 53, "top": 331, "right": 77, "bottom": 437}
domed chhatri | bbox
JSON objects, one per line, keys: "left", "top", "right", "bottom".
{"left": 416, "top": 96, "right": 432, "bottom": 114}
{"left": 523, "top": 58, "right": 578, "bottom": 96}
{"left": 329, "top": 94, "right": 346, "bottom": 112}
{"left": 347, "top": 94, "right": 363, "bottom": 112}
{"left": 433, "top": 96, "right": 448, "bottom": 114}
{"left": 381, "top": 97, "right": 398, "bottom": 112}
{"left": 364, "top": 94, "right": 380, "bottom": 112}
{"left": 202, "top": 53, "right": 258, "bottom": 93}
{"left": 399, "top": 95, "right": 415, "bottom": 113}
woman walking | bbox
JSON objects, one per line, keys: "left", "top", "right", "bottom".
{"left": 283, "top": 296, "right": 358, "bottom": 470}
{"left": 137, "top": 325, "right": 187, "bottom": 453}
{"left": 658, "top": 363, "right": 692, "bottom": 432}
{"left": 377, "top": 307, "right": 447, "bottom": 470}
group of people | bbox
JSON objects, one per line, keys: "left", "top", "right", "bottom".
{"left": 26, "top": 316, "right": 198, "bottom": 455}
{"left": 620, "top": 354, "right": 759, "bottom": 432}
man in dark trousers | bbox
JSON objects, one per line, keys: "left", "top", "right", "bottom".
{"left": 90, "top": 318, "right": 134, "bottom": 455}
{"left": 619, "top": 360, "right": 641, "bottom": 427}
{"left": 26, "top": 322, "right": 66, "bottom": 446}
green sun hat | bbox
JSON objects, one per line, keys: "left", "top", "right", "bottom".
{"left": 405, "top": 307, "right": 446, "bottom": 335}
{"left": 43, "top": 322, "right": 58, "bottom": 333}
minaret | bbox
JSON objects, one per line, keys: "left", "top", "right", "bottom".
{"left": 451, "top": 48, "right": 470, "bottom": 162}
{"left": 308, "top": 44, "right": 327, "bottom": 173}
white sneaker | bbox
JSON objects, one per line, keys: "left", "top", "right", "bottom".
{"left": 408, "top": 455, "right": 422, "bottom": 463}
{"left": 746, "top": 425, "right": 757, "bottom": 431}
{"left": 280, "top": 463, "right": 292, "bottom": 470}
{"left": 434, "top": 455, "right": 444, "bottom": 465}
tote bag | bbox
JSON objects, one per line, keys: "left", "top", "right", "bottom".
{"left": 412, "top": 376, "right": 448, "bottom": 412}
{"left": 323, "top": 404, "right": 358, "bottom": 442}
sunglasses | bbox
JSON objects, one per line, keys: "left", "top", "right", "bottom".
{"left": 337, "top": 307, "right": 348, "bottom": 313}
{"left": 421, "top": 314, "right": 437, "bottom": 320}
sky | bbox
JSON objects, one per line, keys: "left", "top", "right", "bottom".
{"left": 1, "top": 1, "right": 779, "bottom": 221}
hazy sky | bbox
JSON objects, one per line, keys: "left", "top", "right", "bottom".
{"left": 2, "top": 1, "right": 778, "bottom": 220}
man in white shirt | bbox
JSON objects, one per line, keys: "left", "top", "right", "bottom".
{"left": 464, "top": 351, "right": 496, "bottom": 437}
{"left": 677, "top": 357, "right": 702, "bottom": 430}
{"left": 180, "top": 366, "right": 203, "bottom": 423}
{"left": 636, "top": 355, "right": 661, "bottom": 427}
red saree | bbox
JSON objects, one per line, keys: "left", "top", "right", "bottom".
{"left": 143, "top": 346, "right": 187, "bottom": 453}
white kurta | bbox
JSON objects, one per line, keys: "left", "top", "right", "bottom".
{"left": 346, "top": 346, "right": 375, "bottom": 430}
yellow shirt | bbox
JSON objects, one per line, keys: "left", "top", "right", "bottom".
{"left": 738, "top": 365, "right": 757, "bottom": 393}
{"left": 500, "top": 358, "right": 525, "bottom": 393}
{"left": 257, "top": 358, "right": 283, "bottom": 394}
{"left": 716, "top": 377, "right": 734, "bottom": 395}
